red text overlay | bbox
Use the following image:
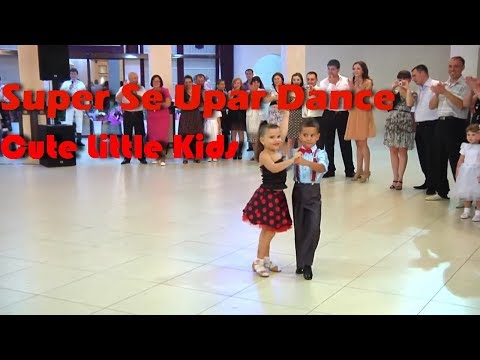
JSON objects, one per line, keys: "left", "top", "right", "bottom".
{"left": 1, "top": 84, "right": 395, "bottom": 118}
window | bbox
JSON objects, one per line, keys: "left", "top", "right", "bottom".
{"left": 172, "top": 45, "right": 218, "bottom": 90}
{"left": 184, "top": 45, "right": 216, "bottom": 55}
{"left": 184, "top": 58, "right": 216, "bottom": 82}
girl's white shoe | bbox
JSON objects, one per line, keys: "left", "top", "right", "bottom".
{"left": 461, "top": 209, "right": 471, "bottom": 219}
{"left": 472, "top": 211, "right": 480, "bottom": 222}
{"left": 252, "top": 259, "right": 269, "bottom": 277}
{"left": 264, "top": 257, "right": 281, "bottom": 272}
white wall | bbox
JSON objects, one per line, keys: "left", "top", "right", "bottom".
{"left": 124, "top": 59, "right": 141, "bottom": 82}
{"left": 306, "top": 45, "right": 449, "bottom": 83}
{"left": 0, "top": 55, "right": 20, "bottom": 83}
{"left": 450, "top": 45, "right": 480, "bottom": 77}
{"left": 234, "top": 45, "right": 453, "bottom": 134}
{"left": 305, "top": 45, "right": 451, "bottom": 131}
{"left": 234, "top": 45, "right": 281, "bottom": 80}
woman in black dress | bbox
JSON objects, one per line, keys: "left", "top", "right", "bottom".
{"left": 177, "top": 75, "right": 204, "bottom": 163}
{"left": 216, "top": 79, "right": 230, "bottom": 159}
{"left": 287, "top": 73, "right": 304, "bottom": 155}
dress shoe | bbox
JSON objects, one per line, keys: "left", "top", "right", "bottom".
{"left": 303, "top": 265, "right": 313, "bottom": 280}
{"left": 121, "top": 159, "right": 130, "bottom": 165}
{"left": 426, "top": 188, "right": 436, "bottom": 196}
{"left": 323, "top": 171, "right": 335, "bottom": 178}
{"left": 295, "top": 267, "right": 304, "bottom": 274}
{"left": 425, "top": 193, "right": 449, "bottom": 201}
{"left": 139, "top": 159, "right": 148, "bottom": 164}
{"left": 414, "top": 183, "right": 427, "bottom": 190}
{"left": 345, "top": 172, "right": 355, "bottom": 178}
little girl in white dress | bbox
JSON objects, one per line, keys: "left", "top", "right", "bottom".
{"left": 204, "top": 110, "right": 222, "bottom": 162}
{"left": 450, "top": 124, "right": 480, "bottom": 221}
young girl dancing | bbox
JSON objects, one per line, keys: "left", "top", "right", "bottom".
{"left": 450, "top": 123, "right": 480, "bottom": 221}
{"left": 242, "top": 121, "right": 301, "bottom": 277}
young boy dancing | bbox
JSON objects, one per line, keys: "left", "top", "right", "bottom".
{"left": 292, "top": 118, "right": 329, "bottom": 280}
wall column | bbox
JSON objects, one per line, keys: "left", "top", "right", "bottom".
{"left": 17, "top": 45, "right": 48, "bottom": 163}
{"left": 281, "top": 45, "right": 306, "bottom": 82}
{"left": 147, "top": 45, "right": 172, "bottom": 91}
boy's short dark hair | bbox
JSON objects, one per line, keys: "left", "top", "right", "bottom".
{"left": 327, "top": 59, "right": 340, "bottom": 69}
{"left": 300, "top": 118, "right": 320, "bottom": 133}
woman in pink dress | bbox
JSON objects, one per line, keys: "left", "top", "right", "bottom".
{"left": 147, "top": 75, "right": 172, "bottom": 166}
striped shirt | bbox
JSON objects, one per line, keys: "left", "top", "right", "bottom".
{"left": 437, "top": 76, "right": 470, "bottom": 119}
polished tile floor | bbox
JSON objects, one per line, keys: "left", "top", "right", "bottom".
{"left": 0, "top": 136, "right": 479, "bottom": 315}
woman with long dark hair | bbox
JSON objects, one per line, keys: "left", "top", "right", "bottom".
{"left": 344, "top": 61, "right": 376, "bottom": 182}
{"left": 246, "top": 76, "right": 267, "bottom": 160}
{"left": 287, "top": 73, "right": 304, "bottom": 154}
{"left": 228, "top": 78, "right": 247, "bottom": 159}
{"left": 264, "top": 72, "right": 289, "bottom": 156}
{"left": 383, "top": 70, "right": 417, "bottom": 190}
{"left": 177, "top": 75, "right": 204, "bottom": 164}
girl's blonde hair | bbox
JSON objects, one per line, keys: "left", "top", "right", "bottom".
{"left": 231, "top": 77, "right": 243, "bottom": 89}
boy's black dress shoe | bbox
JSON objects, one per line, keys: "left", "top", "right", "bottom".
{"left": 296, "top": 267, "right": 303, "bottom": 274}
{"left": 303, "top": 265, "right": 313, "bottom": 280}
{"left": 414, "top": 183, "right": 427, "bottom": 190}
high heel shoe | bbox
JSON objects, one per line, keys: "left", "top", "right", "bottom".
{"left": 352, "top": 172, "right": 362, "bottom": 181}
{"left": 359, "top": 171, "right": 371, "bottom": 183}
{"left": 395, "top": 180, "right": 403, "bottom": 190}
{"left": 390, "top": 180, "right": 398, "bottom": 189}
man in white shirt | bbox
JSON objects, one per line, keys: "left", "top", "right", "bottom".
{"left": 411, "top": 64, "right": 438, "bottom": 195}
{"left": 115, "top": 72, "right": 147, "bottom": 164}
{"left": 302, "top": 71, "right": 324, "bottom": 148}
{"left": 203, "top": 75, "right": 212, "bottom": 91}
{"left": 60, "top": 68, "right": 87, "bottom": 146}
{"left": 426, "top": 56, "right": 473, "bottom": 201}
{"left": 318, "top": 60, "right": 355, "bottom": 178}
